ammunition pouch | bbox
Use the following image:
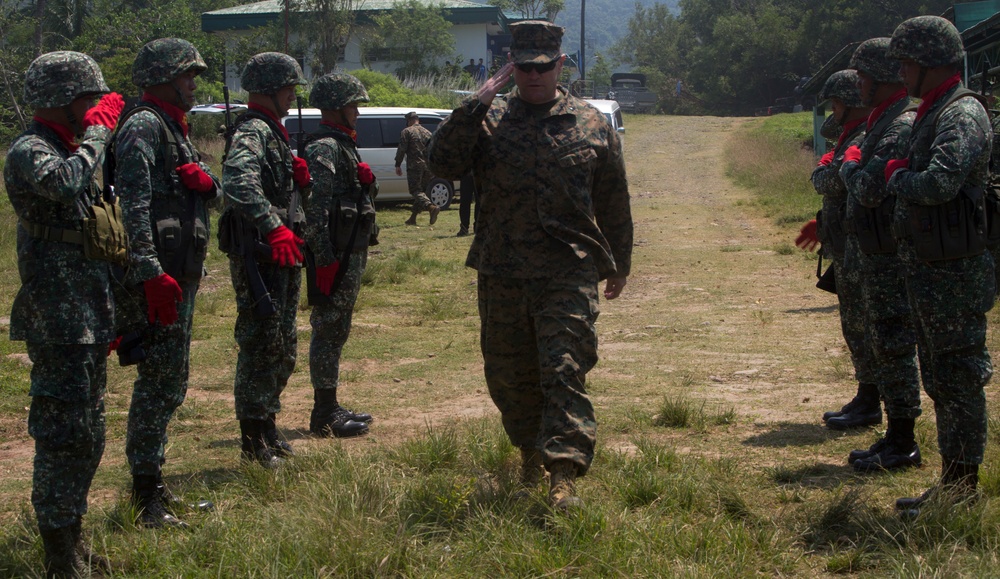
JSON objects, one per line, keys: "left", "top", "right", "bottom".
{"left": 816, "top": 205, "right": 846, "bottom": 256}
{"left": 217, "top": 205, "right": 304, "bottom": 263}
{"left": 154, "top": 214, "right": 208, "bottom": 282}
{"left": 852, "top": 196, "right": 897, "bottom": 255}
{"left": 904, "top": 186, "right": 988, "bottom": 261}
{"left": 332, "top": 198, "right": 375, "bottom": 252}
{"left": 82, "top": 198, "right": 129, "bottom": 265}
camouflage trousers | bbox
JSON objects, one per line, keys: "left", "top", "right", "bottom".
{"left": 26, "top": 342, "right": 106, "bottom": 531}
{"left": 310, "top": 250, "right": 367, "bottom": 390}
{"left": 834, "top": 236, "right": 877, "bottom": 385}
{"left": 900, "top": 242, "right": 995, "bottom": 465}
{"left": 856, "top": 247, "right": 921, "bottom": 419}
{"left": 229, "top": 256, "right": 301, "bottom": 421}
{"left": 406, "top": 163, "right": 434, "bottom": 210}
{"left": 125, "top": 279, "right": 199, "bottom": 476}
{"left": 477, "top": 272, "right": 600, "bottom": 476}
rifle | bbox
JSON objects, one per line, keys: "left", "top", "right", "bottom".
{"left": 222, "top": 85, "right": 277, "bottom": 318}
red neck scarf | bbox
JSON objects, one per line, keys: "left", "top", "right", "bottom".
{"left": 33, "top": 116, "right": 78, "bottom": 152}
{"left": 867, "top": 89, "right": 909, "bottom": 131}
{"left": 141, "top": 92, "right": 189, "bottom": 137}
{"left": 248, "top": 103, "right": 290, "bottom": 141}
{"left": 915, "top": 73, "right": 961, "bottom": 123}
{"left": 321, "top": 121, "right": 357, "bottom": 142}
{"left": 837, "top": 118, "right": 865, "bottom": 151}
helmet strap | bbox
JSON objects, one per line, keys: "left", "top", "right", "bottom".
{"left": 915, "top": 67, "right": 928, "bottom": 98}
{"left": 836, "top": 106, "right": 850, "bottom": 126}
{"left": 171, "top": 80, "right": 193, "bottom": 110}
{"left": 866, "top": 81, "right": 879, "bottom": 107}
{"left": 270, "top": 94, "right": 282, "bottom": 116}
{"left": 63, "top": 105, "right": 84, "bottom": 138}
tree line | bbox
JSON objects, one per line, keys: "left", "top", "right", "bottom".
{"left": 610, "top": 0, "right": 954, "bottom": 115}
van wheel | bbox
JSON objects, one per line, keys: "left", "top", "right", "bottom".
{"left": 426, "top": 178, "right": 453, "bottom": 210}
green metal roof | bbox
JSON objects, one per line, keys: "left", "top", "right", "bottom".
{"left": 202, "top": 0, "right": 507, "bottom": 32}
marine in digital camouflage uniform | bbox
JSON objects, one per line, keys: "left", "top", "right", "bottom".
{"left": 428, "top": 21, "right": 633, "bottom": 511}
{"left": 395, "top": 111, "right": 440, "bottom": 225}
{"left": 115, "top": 38, "right": 220, "bottom": 528}
{"left": 838, "top": 38, "right": 921, "bottom": 472}
{"left": 807, "top": 70, "right": 881, "bottom": 430}
{"left": 886, "top": 16, "right": 995, "bottom": 515}
{"left": 6, "top": 50, "right": 123, "bottom": 576}
{"left": 222, "top": 52, "right": 309, "bottom": 466}
{"left": 302, "top": 72, "right": 375, "bottom": 438}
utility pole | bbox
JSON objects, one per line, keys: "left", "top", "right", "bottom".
{"left": 284, "top": 0, "right": 290, "bottom": 52}
{"left": 580, "top": 0, "right": 586, "bottom": 81}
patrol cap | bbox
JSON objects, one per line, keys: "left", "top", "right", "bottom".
{"left": 404, "top": 111, "right": 418, "bottom": 120}
{"left": 509, "top": 20, "right": 564, "bottom": 64}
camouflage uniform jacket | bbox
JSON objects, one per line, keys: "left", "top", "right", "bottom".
{"left": 888, "top": 85, "right": 992, "bottom": 215}
{"left": 5, "top": 122, "right": 115, "bottom": 343}
{"left": 304, "top": 126, "right": 376, "bottom": 267}
{"left": 394, "top": 124, "right": 432, "bottom": 169}
{"left": 840, "top": 96, "right": 916, "bottom": 209}
{"left": 116, "top": 105, "right": 220, "bottom": 282}
{"left": 222, "top": 115, "right": 297, "bottom": 237}
{"left": 428, "top": 89, "right": 633, "bottom": 280}
{"left": 811, "top": 122, "right": 866, "bottom": 207}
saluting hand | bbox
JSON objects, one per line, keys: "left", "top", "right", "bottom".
{"left": 476, "top": 63, "right": 515, "bottom": 108}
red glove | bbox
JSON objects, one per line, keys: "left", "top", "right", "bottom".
{"left": 267, "top": 225, "right": 304, "bottom": 267}
{"left": 885, "top": 158, "right": 909, "bottom": 183}
{"left": 795, "top": 219, "right": 819, "bottom": 252}
{"left": 176, "top": 163, "right": 214, "bottom": 193}
{"left": 144, "top": 273, "right": 183, "bottom": 326}
{"left": 82, "top": 92, "right": 124, "bottom": 131}
{"left": 107, "top": 336, "right": 122, "bottom": 356}
{"left": 817, "top": 151, "right": 835, "bottom": 166}
{"left": 842, "top": 145, "right": 862, "bottom": 165}
{"left": 357, "top": 162, "right": 375, "bottom": 185}
{"left": 315, "top": 261, "right": 340, "bottom": 295}
{"left": 292, "top": 156, "right": 311, "bottom": 189}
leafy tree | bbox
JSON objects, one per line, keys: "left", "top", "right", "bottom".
{"left": 369, "top": 0, "right": 454, "bottom": 77}
{"left": 292, "top": 0, "right": 359, "bottom": 76}
{"left": 489, "top": 0, "right": 564, "bottom": 21}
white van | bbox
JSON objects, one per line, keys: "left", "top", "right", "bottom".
{"left": 284, "top": 107, "right": 459, "bottom": 209}
{"left": 584, "top": 99, "right": 625, "bottom": 137}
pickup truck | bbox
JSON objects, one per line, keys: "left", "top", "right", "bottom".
{"left": 606, "top": 73, "right": 657, "bottom": 113}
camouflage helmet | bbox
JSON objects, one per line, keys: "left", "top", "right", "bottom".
{"left": 850, "top": 38, "right": 902, "bottom": 84}
{"left": 888, "top": 15, "right": 965, "bottom": 67}
{"left": 241, "top": 52, "right": 307, "bottom": 94}
{"left": 819, "top": 70, "right": 863, "bottom": 108}
{"left": 132, "top": 38, "right": 207, "bottom": 88}
{"left": 24, "top": 51, "right": 109, "bottom": 108}
{"left": 310, "top": 72, "right": 369, "bottom": 110}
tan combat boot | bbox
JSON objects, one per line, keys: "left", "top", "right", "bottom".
{"left": 519, "top": 447, "right": 544, "bottom": 488}
{"left": 404, "top": 207, "right": 419, "bottom": 226}
{"left": 428, "top": 204, "right": 441, "bottom": 225}
{"left": 548, "top": 460, "right": 584, "bottom": 511}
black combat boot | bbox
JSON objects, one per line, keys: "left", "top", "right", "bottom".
{"left": 309, "top": 389, "right": 369, "bottom": 438}
{"left": 826, "top": 384, "right": 881, "bottom": 430}
{"left": 404, "top": 207, "right": 419, "bottom": 226}
{"left": 264, "top": 413, "right": 294, "bottom": 457}
{"left": 896, "top": 459, "right": 979, "bottom": 517}
{"left": 823, "top": 382, "right": 878, "bottom": 422}
{"left": 132, "top": 474, "right": 187, "bottom": 529}
{"left": 240, "top": 419, "right": 282, "bottom": 468}
{"left": 40, "top": 525, "right": 84, "bottom": 578}
{"left": 852, "top": 418, "right": 921, "bottom": 472}
{"left": 69, "top": 519, "right": 110, "bottom": 574}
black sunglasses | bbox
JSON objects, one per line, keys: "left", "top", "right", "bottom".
{"left": 514, "top": 60, "right": 559, "bottom": 74}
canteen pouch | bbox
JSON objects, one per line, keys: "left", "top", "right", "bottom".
{"left": 82, "top": 198, "right": 129, "bottom": 265}
{"left": 853, "top": 196, "right": 897, "bottom": 255}
{"left": 908, "top": 186, "right": 988, "bottom": 261}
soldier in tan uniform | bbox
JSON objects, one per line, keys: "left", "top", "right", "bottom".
{"left": 395, "top": 111, "right": 440, "bottom": 225}
{"left": 428, "top": 21, "right": 633, "bottom": 512}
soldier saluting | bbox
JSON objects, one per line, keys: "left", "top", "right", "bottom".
{"left": 6, "top": 51, "right": 123, "bottom": 576}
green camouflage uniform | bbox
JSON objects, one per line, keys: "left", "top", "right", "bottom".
{"left": 840, "top": 97, "right": 921, "bottom": 420}
{"left": 303, "top": 125, "right": 375, "bottom": 391}
{"left": 223, "top": 112, "right": 303, "bottom": 421}
{"left": 428, "top": 88, "right": 633, "bottom": 475}
{"left": 116, "top": 103, "right": 219, "bottom": 476}
{"left": 812, "top": 119, "right": 876, "bottom": 388}
{"left": 6, "top": 116, "right": 114, "bottom": 531}
{"left": 888, "top": 83, "right": 995, "bottom": 465}
{"left": 395, "top": 123, "right": 434, "bottom": 210}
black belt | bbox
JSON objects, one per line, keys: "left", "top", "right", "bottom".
{"left": 20, "top": 220, "right": 84, "bottom": 245}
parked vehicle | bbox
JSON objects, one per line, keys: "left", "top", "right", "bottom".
{"left": 606, "top": 73, "right": 657, "bottom": 114}
{"left": 584, "top": 99, "right": 625, "bottom": 137}
{"left": 188, "top": 102, "right": 247, "bottom": 115}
